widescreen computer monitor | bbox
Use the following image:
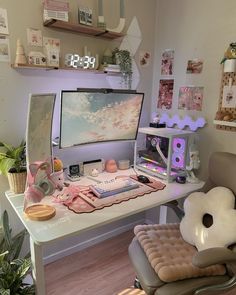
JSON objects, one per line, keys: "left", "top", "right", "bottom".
{"left": 59, "top": 89, "right": 144, "bottom": 149}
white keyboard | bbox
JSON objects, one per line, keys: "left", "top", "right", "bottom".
{"left": 90, "top": 178, "right": 139, "bottom": 198}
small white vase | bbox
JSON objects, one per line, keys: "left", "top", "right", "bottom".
{"left": 224, "top": 59, "right": 236, "bottom": 73}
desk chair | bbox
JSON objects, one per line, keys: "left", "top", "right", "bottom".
{"left": 128, "top": 152, "right": 236, "bottom": 295}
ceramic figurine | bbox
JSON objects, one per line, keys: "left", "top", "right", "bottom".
{"left": 105, "top": 159, "right": 118, "bottom": 173}
{"left": 15, "top": 39, "right": 27, "bottom": 65}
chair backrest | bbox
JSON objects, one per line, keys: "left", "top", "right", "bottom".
{"left": 201, "top": 152, "right": 236, "bottom": 195}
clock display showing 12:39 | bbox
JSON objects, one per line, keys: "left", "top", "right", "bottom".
{"left": 65, "top": 54, "right": 96, "bottom": 69}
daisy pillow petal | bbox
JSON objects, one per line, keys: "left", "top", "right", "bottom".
{"left": 180, "top": 187, "right": 236, "bottom": 251}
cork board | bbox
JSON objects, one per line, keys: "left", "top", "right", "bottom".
{"left": 216, "top": 72, "right": 236, "bottom": 131}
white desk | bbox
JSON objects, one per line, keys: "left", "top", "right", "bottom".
{"left": 4, "top": 170, "right": 204, "bottom": 295}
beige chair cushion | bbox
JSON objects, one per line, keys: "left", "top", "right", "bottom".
{"left": 134, "top": 224, "right": 226, "bottom": 283}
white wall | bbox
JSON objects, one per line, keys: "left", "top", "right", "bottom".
{"left": 153, "top": 0, "right": 236, "bottom": 180}
{"left": 0, "top": 0, "right": 157, "bottom": 260}
{"left": 5, "top": 0, "right": 235, "bottom": 261}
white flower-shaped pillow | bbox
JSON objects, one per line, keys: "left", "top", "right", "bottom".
{"left": 180, "top": 187, "right": 236, "bottom": 251}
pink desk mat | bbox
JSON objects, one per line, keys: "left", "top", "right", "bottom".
{"left": 54, "top": 175, "right": 166, "bottom": 214}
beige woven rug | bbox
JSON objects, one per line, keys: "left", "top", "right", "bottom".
{"left": 117, "top": 288, "right": 145, "bottom": 295}
{"left": 116, "top": 287, "right": 235, "bottom": 295}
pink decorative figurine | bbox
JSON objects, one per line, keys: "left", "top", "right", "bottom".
{"left": 105, "top": 159, "right": 118, "bottom": 173}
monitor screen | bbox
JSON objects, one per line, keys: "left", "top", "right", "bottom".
{"left": 59, "top": 89, "right": 144, "bottom": 148}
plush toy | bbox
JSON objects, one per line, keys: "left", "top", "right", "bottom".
{"left": 53, "top": 157, "right": 63, "bottom": 172}
{"left": 221, "top": 42, "right": 236, "bottom": 64}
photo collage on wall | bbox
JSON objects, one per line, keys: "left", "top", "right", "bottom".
{"left": 157, "top": 49, "right": 175, "bottom": 110}
{"left": 178, "top": 86, "right": 204, "bottom": 111}
{"left": 157, "top": 79, "right": 174, "bottom": 110}
{"left": 157, "top": 48, "right": 204, "bottom": 112}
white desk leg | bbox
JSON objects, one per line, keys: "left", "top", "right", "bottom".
{"left": 159, "top": 205, "right": 167, "bottom": 224}
{"left": 30, "top": 238, "right": 46, "bottom": 295}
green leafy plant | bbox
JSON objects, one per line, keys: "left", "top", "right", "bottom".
{"left": 0, "top": 211, "right": 27, "bottom": 262}
{"left": 0, "top": 140, "right": 26, "bottom": 176}
{"left": 112, "top": 48, "right": 132, "bottom": 89}
{"left": 0, "top": 211, "right": 35, "bottom": 295}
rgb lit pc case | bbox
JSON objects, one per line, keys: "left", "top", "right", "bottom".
{"left": 134, "top": 127, "right": 194, "bottom": 182}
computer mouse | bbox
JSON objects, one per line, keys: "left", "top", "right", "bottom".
{"left": 176, "top": 176, "right": 186, "bottom": 184}
{"left": 137, "top": 175, "right": 150, "bottom": 183}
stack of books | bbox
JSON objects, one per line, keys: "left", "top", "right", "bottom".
{"left": 103, "top": 64, "right": 121, "bottom": 73}
{"left": 43, "top": 0, "right": 69, "bottom": 22}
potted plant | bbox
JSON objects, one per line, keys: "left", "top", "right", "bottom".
{"left": 0, "top": 140, "right": 27, "bottom": 194}
{"left": 112, "top": 48, "right": 132, "bottom": 89}
{"left": 0, "top": 210, "right": 35, "bottom": 294}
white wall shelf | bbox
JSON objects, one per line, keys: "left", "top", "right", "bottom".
{"left": 12, "top": 63, "right": 106, "bottom": 74}
{"left": 213, "top": 120, "right": 236, "bottom": 128}
{"left": 43, "top": 19, "right": 124, "bottom": 40}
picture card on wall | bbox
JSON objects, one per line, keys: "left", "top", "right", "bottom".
{"left": 27, "top": 28, "right": 43, "bottom": 46}
{"left": 157, "top": 79, "right": 174, "bottom": 110}
{"left": 161, "top": 49, "right": 174, "bottom": 75}
{"left": 78, "top": 7, "right": 92, "bottom": 26}
{"left": 178, "top": 86, "right": 204, "bottom": 111}
{"left": 0, "top": 8, "right": 9, "bottom": 35}
{"left": 43, "top": 37, "right": 60, "bottom": 67}
{"left": 0, "top": 37, "right": 10, "bottom": 62}
{"left": 186, "top": 59, "right": 203, "bottom": 74}
{"left": 139, "top": 50, "right": 151, "bottom": 67}
{"left": 222, "top": 85, "right": 236, "bottom": 108}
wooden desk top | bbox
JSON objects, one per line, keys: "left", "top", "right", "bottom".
{"left": 5, "top": 169, "right": 204, "bottom": 246}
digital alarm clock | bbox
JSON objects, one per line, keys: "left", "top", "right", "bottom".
{"left": 65, "top": 54, "right": 96, "bottom": 69}
{"left": 67, "top": 164, "right": 81, "bottom": 181}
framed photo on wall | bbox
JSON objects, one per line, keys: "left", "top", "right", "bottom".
{"left": 0, "top": 37, "right": 10, "bottom": 62}
{"left": 0, "top": 8, "right": 9, "bottom": 35}
{"left": 78, "top": 7, "right": 92, "bottom": 26}
{"left": 222, "top": 85, "right": 236, "bottom": 108}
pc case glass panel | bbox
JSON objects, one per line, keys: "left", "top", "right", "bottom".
{"left": 135, "top": 127, "right": 192, "bottom": 182}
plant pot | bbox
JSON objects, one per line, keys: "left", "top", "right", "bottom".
{"left": 7, "top": 170, "right": 27, "bottom": 194}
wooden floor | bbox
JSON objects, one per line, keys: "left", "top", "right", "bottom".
{"left": 45, "top": 230, "right": 236, "bottom": 295}
{"left": 45, "top": 230, "right": 136, "bottom": 295}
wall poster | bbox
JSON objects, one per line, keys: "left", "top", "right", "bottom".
{"left": 157, "top": 79, "right": 174, "bottom": 110}
{"left": 178, "top": 86, "right": 204, "bottom": 111}
{"left": 0, "top": 37, "right": 10, "bottom": 62}
{"left": 186, "top": 59, "right": 203, "bottom": 74}
{"left": 0, "top": 8, "right": 9, "bottom": 35}
{"left": 161, "top": 49, "right": 174, "bottom": 75}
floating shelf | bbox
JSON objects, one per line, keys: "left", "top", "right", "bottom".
{"left": 12, "top": 63, "right": 105, "bottom": 74}
{"left": 12, "top": 63, "right": 58, "bottom": 70}
{"left": 11, "top": 63, "right": 122, "bottom": 77}
{"left": 213, "top": 120, "right": 236, "bottom": 128}
{"left": 43, "top": 19, "right": 124, "bottom": 40}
